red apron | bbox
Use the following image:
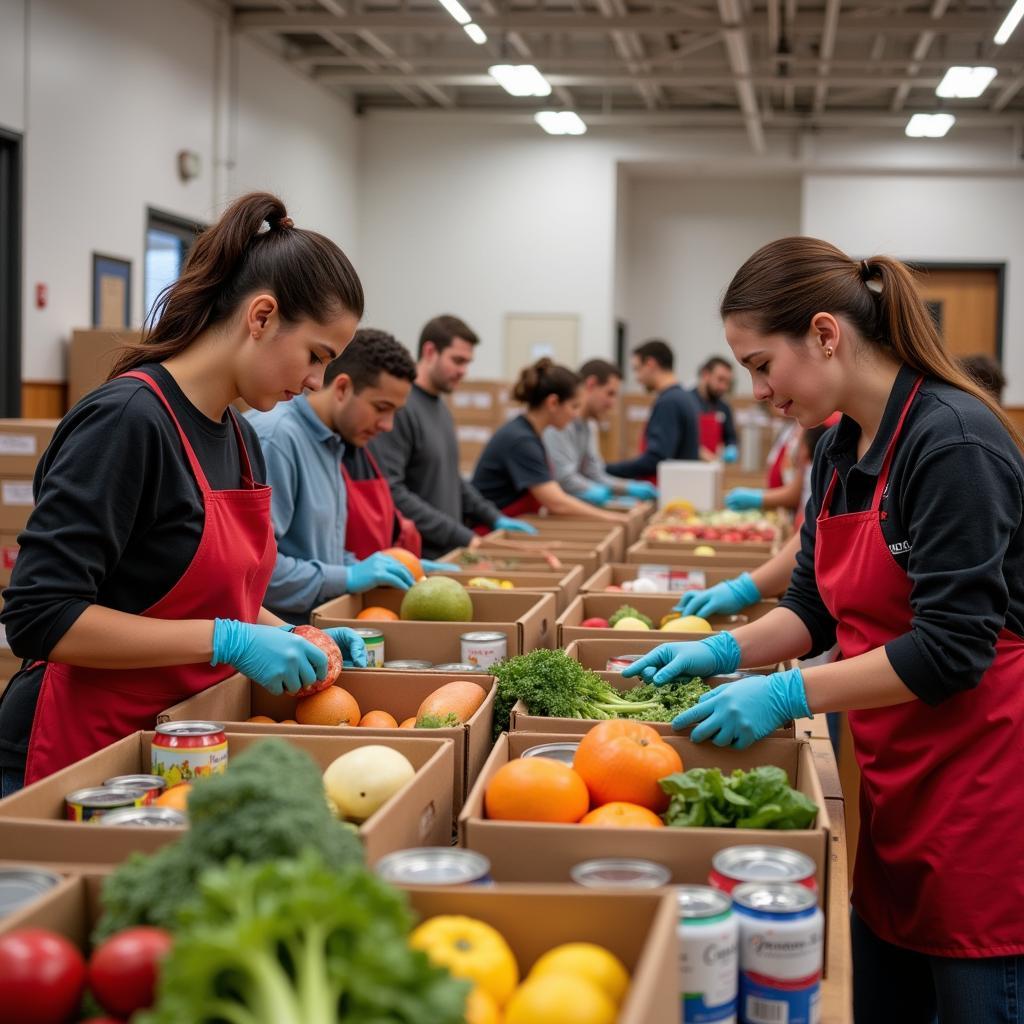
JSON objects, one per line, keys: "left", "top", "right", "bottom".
{"left": 23, "top": 371, "right": 276, "bottom": 785}
{"left": 637, "top": 423, "right": 658, "bottom": 486}
{"left": 815, "top": 377, "right": 1024, "bottom": 957}
{"left": 698, "top": 411, "right": 724, "bottom": 455}
{"left": 342, "top": 448, "right": 421, "bottom": 560}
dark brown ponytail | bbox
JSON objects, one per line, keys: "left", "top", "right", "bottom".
{"left": 512, "top": 357, "right": 581, "bottom": 408}
{"left": 109, "top": 192, "right": 364, "bottom": 377}
{"left": 721, "top": 237, "right": 1022, "bottom": 452}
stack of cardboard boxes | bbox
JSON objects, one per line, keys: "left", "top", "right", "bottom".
{"left": 443, "top": 379, "right": 512, "bottom": 476}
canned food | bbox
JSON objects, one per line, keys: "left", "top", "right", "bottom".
{"left": 432, "top": 662, "right": 485, "bottom": 672}
{"left": 0, "top": 867, "right": 62, "bottom": 918}
{"left": 151, "top": 721, "right": 228, "bottom": 784}
{"left": 733, "top": 882, "right": 824, "bottom": 1024}
{"left": 101, "top": 806, "right": 188, "bottom": 827}
{"left": 103, "top": 774, "right": 166, "bottom": 805}
{"left": 375, "top": 848, "right": 492, "bottom": 886}
{"left": 460, "top": 631, "right": 508, "bottom": 669}
{"left": 353, "top": 628, "right": 385, "bottom": 667}
{"left": 677, "top": 885, "right": 738, "bottom": 1023}
{"left": 383, "top": 659, "right": 434, "bottom": 670}
{"left": 606, "top": 654, "right": 642, "bottom": 671}
{"left": 65, "top": 786, "right": 148, "bottom": 822}
{"left": 570, "top": 858, "right": 672, "bottom": 889}
{"left": 710, "top": 846, "right": 818, "bottom": 895}
{"left": 521, "top": 742, "right": 579, "bottom": 765}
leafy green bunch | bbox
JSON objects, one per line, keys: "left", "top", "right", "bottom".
{"left": 608, "top": 605, "right": 654, "bottom": 629}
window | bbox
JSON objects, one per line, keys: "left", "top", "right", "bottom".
{"left": 144, "top": 208, "right": 204, "bottom": 325}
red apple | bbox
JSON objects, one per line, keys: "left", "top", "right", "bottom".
{"left": 581, "top": 617, "right": 611, "bottom": 629}
{"left": 604, "top": 585, "right": 623, "bottom": 592}
{"left": 292, "top": 625, "right": 343, "bottom": 695}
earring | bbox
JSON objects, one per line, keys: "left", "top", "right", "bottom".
{"left": 825, "top": 347, "right": 833, "bottom": 358}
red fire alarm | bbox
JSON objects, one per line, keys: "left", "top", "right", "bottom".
{"left": 35, "top": 283, "right": 47, "bottom": 309}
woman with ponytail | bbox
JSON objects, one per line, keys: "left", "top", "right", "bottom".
{"left": 625, "top": 237, "right": 1024, "bottom": 1020}
{"left": 0, "top": 192, "right": 367, "bottom": 792}
{"left": 470, "top": 358, "right": 626, "bottom": 523}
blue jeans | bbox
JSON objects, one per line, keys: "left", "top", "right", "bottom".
{"left": 853, "top": 909, "right": 1023, "bottom": 1023}
{"left": 0, "top": 767, "right": 24, "bottom": 798}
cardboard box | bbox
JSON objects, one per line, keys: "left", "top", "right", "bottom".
{"left": 471, "top": 542, "right": 602, "bottom": 576}
{"left": 0, "top": 530, "right": 19, "bottom": 586}
{"left": 0, "top": 876, "right": 682, "bottom": 1024}
{"left": 556, "top": 592, "right": 778, "bottom": 646}
{"left": 439, "top": 548, "right": 580, "bottom": 575}
{"left": 423, "top": 564, "right": 584, "bottom": 615}
{"left": 581, "top": 562, "right": 742, "bottom": 593}
{"left": 444, "top": 380, "right": 510, "bottom": 425}
{"left": 0, "top": 730, "right": 454, "bottom": 866}
{"left": 621, "top": 391, "right": 653, "bottom": 459}
{"left": 483, "top": 530, "right": 618, "bottom": 566}
{"left": 158, "top": 670, "right": 495, "bottom": 814}
{"left": 642, "top": 534, "right": 777, "bottom": 557}
{"left": 312, "top": 590, "right": 557, "bottom": 658}
{"left": 627, "top": 540, "right": 770, "bottom": 571}
{"left": 0, "top": 419, "right": 58, "bottom": 475}
{"left": 67, "top": 328, "right": 142, "bottom": 407}
{"left": 492, "top": 520, "right": 628, "bottom": 561}
{"left": 0, "top": 476, "right": 34, "bottom": 530}
{"left": 459, "top": 732, "right": 831, "bottom": 905}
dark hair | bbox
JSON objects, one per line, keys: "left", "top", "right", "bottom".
{"left": 110, "top": 192, "right": 364, "bottom": 377}
{"left": 512, "top": 358, "right": 581, "bottom": 408}
{"left": 578, "top": 358, "right": 621, "bottom": 385}
{"left": 323, "top": 328, "right": 416, "bottom": 391}
{"left": 721, "top": 237, "right": 1023, "bottom": 451}
{"left": 958, "top": 354, "right": 1005, "bottom": 403}
{"left": 700, "top": 355, "right": 733, "bottom": 375}
{"left": 633, "top": 339, "right": 674, "bottom": 371}
{"left": 418, "top": 314, "right": 479, "bottom": 358}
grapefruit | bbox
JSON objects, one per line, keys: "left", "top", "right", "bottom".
{"left": 400, "top": 577, "right": 474, "bottom": 621}
{"left": 356, "top": 606, "right": 399, "bottom": 621}
{"left": 296, "top": 685, "right": 361, "bottom": 726}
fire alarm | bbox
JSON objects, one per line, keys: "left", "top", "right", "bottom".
{"left": 177, "top": 150, "right": 202, "bottom": 182}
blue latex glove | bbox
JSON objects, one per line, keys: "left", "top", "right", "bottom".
{"left": 722, "top": 444, "right": 739, "bottom": 464}
{"left": 322, "top": 626, "right": 368, "bottom": 669}
{"left": 626, "top": 480, "right": 659, "bottom": 501}
{"left": 421, "top": 559, "right": 460, "bottom": 573}
{"left": 672, "top": 667, "right": 810, "bottom": 748}
{"left": 579, "top": 483, "right": 612, "bottom": 507}
{"left": 495, "top": 516, "right": 538, "bottom": 535}
{"left": 725, "top": 487, "right": 764, "bottom": 512}
{"left": 347, "top": 552, "right": 415, "bottom": 592}
{"left": 675, "top": 572, "right": 761, "bottom": 617}
{"left": 211, "top": 619, "right": 328, "bottom": 696}
{"left": 620, "top": 632, "right": 741, "bottom": 686}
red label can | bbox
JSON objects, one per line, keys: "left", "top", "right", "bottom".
{"left": 151, "top": 721, "right": 228, "bottom": 786}
{"left": 709, "top": 845, "right": 817, "bottom": 895}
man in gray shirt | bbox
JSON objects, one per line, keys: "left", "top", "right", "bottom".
{"left": 543, "top": 359, "right": 659, "bottom": 506}
{"left": 370, "top": 315, "right": 537, "bottom": 558}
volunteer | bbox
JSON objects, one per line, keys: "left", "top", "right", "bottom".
{"left": 471, "top": 359, "right": 626, "bottom": 523}
{"left": 626, "top": 237, "right": 1024, "bottom": 1021}
{"left": 605, "top": 339, "right": 699, "bottom": 481}
{"left": 0, "top": 192, "right": 367, "bottom": 794}
{"left": 249, "top": 328, "right": 444, "bottom": 625}
{"left": 691, "top": 355, "right": 739, "bottom": 462}
{"left": 370, "top": 314, "right": 536, "bottom": 558}
{"left": 543, "top": 358, "right": 658, "bottom": 506}
{"left": 723, "top": 407, "right": 805, "bottom": 513}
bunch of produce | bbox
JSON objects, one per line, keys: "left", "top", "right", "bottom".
{"left": 608, "top": 604, "right": 653, "bottom": 630}
{"left": 580, "top": 607, "right": 714, "bottom": 634}
{"left": 647, "top": 508, "right": 778, "bottom": 543}
{"left": 490, "top": 649, "right": 709, "bottom": 739}
{"left": 467, "top": 576, "right": 515, "bottom": 589}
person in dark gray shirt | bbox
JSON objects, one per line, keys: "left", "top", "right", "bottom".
{"left": 369, "top": 315, "right": 536, "bottom": 558}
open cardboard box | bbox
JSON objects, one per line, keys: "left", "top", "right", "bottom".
{"left": 482, "top": 530, "right": 618, "bottom": 564}
{"left": 0, "top": 875, "right": 681, "bottom": 1024}
{"left": 488, "top": 520, "right": 627, "bottom": 561}
{"left": 439, "top": 548, "right": 582, "bottom": 576}
{"left": 641, "top": 532, "right": 777, "bottom": 556}
{"left": 556, "top": 592, "right": 777, "bottom": 646}
{"left": 158, "top": 670, "right": 494, "bottom": 814}
{"left": 312, "top": 590, "right": 556, "bottom": 658}
{"left": 518, "top": 502, "right": 654, "bottom": 546}
{"left": 470, "top": 542, "right": 603, "bottom": 575}
{"left": 0, "top": 730, "right": 454, "bottom": 867}
{"left": 627, "top": 540, "right": 770, "bottom": 571}
{"left": 582, "top": 562, "right": 742, "bottom": 594}
{"left": 426, "top": 564, "right": 584, "bottom": 614}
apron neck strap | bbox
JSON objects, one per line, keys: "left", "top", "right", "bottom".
{"left": 871, "top": 375, "right": 924, "bottom": 508}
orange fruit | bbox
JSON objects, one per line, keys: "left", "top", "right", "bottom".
{"left": 245, "top": 715, "right": 276, "bottom": 724}
{"left": 580, "top": 801, "right": 665, "bottom": 828}
{"left": 574, "top": 720, "right": 682, "bottom": 813}
{"left": 359, "top": 709, "right": 399, "bottom": 728}
{"left": 296, "top": 685, "right": 361, "bottom": 726}
{"left": 484, "top": 758, "right": 589, "bottom": 823}
{"left": 399, "top": 717, "right": 417, "bottom": 728}
{"left": 280, "top": 719, "right": 298, "bottom": 725}
{"left": 156, "top": 783, "right": 192, "bottom": 812}
{"left": 381, "top": 547, "right": 425, "bottom": 581}
{"left": 356, "top": 606, "right": 400, "bottom": 621}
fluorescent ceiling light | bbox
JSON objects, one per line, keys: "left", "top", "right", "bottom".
{"left": 936, "top": 66, "right": 997, "bottom": 98}
{"left": 534, "top": 110, "right": 588, "bottom": 135}
{"left": 905, "top": 112, "right": 956, "bottom": 138}
{"left": 994, "top": 0, "right": 1024, "bottom": 44}
{"left": 488, "top": 64, "right": 552, "bottom": 97}
{"left": 436, "top": 0, "right": 472, "bottom": 26}
{"left": 464, "top": 22, "right": 487, "bottom": 44}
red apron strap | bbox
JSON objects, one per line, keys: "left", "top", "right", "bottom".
{"left": 871, "top": 376, "right": 924, "bottom": 509}
{"left": 226, "top": 407, "right": 256, "bottom": 488}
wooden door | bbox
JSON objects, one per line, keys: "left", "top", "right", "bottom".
{"left": 914, "top": 267, "right": 1001, "bottom": 359}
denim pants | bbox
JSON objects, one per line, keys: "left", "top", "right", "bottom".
{"left": 853, "top": 909, "right": 1023, "bottom": 1023}
{"left": 0, "top": 767, "right": 24, "bottom": 798}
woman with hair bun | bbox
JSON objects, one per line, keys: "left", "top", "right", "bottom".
{"left": 470, "top": 358, "right": 625, "bottom": 523}
{"left": 0, "top": 192, "right": 368, "bottom": 791}
{"left": 626, "top": 237, "right": 1024, "bottom": 1020}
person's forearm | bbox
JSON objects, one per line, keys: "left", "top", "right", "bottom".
{"left": 802, "top": 646, "right": 917, "bottom": 713}
{"left": 761, "top": 476, "right": 803, "bottom": 510}
{"left": 730, "top": 606, "right": 814, "bottom": 667}
{"left": 536, "top": 486, "right": 623, "bottom": 522}
{"left": 48, "top": 605, "right": 216, "bottom": 668}
{"left": 749, "top": 534, "right": 801, "bottom": 598}
{"left": 258, "top": 606, "right": 287, "bottom": 627}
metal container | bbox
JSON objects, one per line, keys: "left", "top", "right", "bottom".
{"left": 521, "top": 741, "right": 579, "bottom": 765}
{"left": 151, "top": 721, "right": 228, "bottom": 783}
{"left": 352, "top": 627, "right": 385, "bottom": 667}
{"left": 0, "top": 867, "right": 62, "bottom": 918}
{"left": 375, "top": 848, "right": 492, "bottom": 886}
{"left": 570, "top": 857, "right": 672, "bottom": 890}
{"left": 101, "top": 806, "right": 188, "bottom": 827}
{"left": 710, "top": 846, "right": 818, "bottom": 895}
{"left": 103, "top": 773, "right": 166, "bottom": 804}
{"left": 677, "top": 885, "right": 739, "bottom": 1024}
{"left": 65, "top": 786, "right": 148, "bottom": 822}
{"left": 459, "top": 630, "right": 508, "bottom": 669}
{"left": 606, "top": 653, "right": 642, "bottom": 672}
{"left": 432, "top": 662, "right": 485, "bottom": 672}
{"left": 383, "top": 659, "right": 434, "bottom": 670}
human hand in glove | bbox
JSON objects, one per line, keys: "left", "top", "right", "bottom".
{"left": 579, "top": 483, "right": 612, "bottom": 506}
{"left": 321, "top": 626, "right": 368, "bottom": 668}
{"left": 675, "top": 573, "right": 760, "bottom": 617}
{"left": 494, "top": 516, "right": 538, "bottom": 535}
{"left": 211, "top": 619, "right": 328, "bottom": 695}
{"left": 347, "top": 552, "right": 416, "bottom": 592}
{"left": 421, "top": 559, "right": 459, "bottom": 573}
{"left": 620, "top": 632, "right": 741, "bottom": 686}
{"left": 626, "top": 480, "right": 658, "bottom": 501}
{"left": 725, "top": 487, "right": 763, "bottom": 511}
{"left": 722, "top": 444, "right": 739, "bottom": 464}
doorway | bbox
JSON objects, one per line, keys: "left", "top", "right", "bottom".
{"left": 0, "top": 128, "right": 22, "bottom": 417}
{"left": 912, "top": 263, "right": 1004, "bottom": 361}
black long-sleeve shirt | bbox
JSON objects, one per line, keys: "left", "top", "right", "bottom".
{"left": 690, "top": 388, "right": 738, "bottom": 448}
{"left": 0, "top": 364, "right": 266, "bottom": 768}
{"left": 606, "top": 384, "right": 700, "bottom": 479}
{"left": 781, "top": 364, "right": 1024, "bottom": 706}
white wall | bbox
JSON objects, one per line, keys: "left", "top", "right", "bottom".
{"left": 623, "top": 176, "right": 802, "bottom": 387}
{"left": 0, "top": 0, "right": 26, "bottom": 133}
{"left": 803, "top": 174, "right": 1024, "bottom": 403}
